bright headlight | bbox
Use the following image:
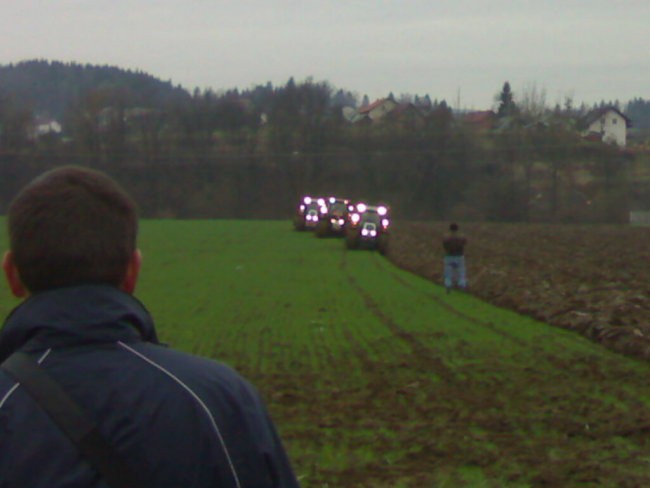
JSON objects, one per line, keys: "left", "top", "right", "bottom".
{"left": 317, "top": 198, "right": 325, "bottom": 206}
{"left": 370, "top": 230, "right": 377, "bottom": 237}
{"left": 382, "top": 219, "right": 390, "bottom": 228}
{"left": 357, "top": 203, "right": 367, "bottom": 213}
{"left": 361, "top": 229, "right": 369, "bottom": 236}
{"left": 351, "top": 213, "right": 360, "bottom": 223}
{"left": 338, "top": 219, "right": 345, "bottom": 226}
{"left": 378, "top": 206, "right": 387, "bottom": 216}
{"left": 329, "top": 197, "right": 336, "bottom": 204}
{"left": 320, "top": 206, "right": 327, "bottom": 214}
{"left": 304, "top": 196, "right": 312, "bottom": 204}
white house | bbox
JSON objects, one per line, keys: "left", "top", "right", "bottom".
{"left": 630, "top": 211, "right": 650, "bottom": 226}
{"left": 33, "top": 116, "right": 62, "bottom": 137}
{"left": 584, "top": 107, "right": 631, "bottom": 147}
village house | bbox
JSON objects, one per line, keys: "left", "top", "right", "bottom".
{"left": 31, "top": 116, "right": 62, "bottom": 138}
{"left": 460, "top": 110, "right": 496, "bottom": 132}
{"left": 347, "top": 97, "right": 429, "bottom": 126}
{"left": 342, "top": 106, "right": 370, "bottom": 124}
{"left": 357, "top": 98, "right": 398, "bottom": 122}
{"left": 583, "top": 106, "right": 632, "bottom": 147}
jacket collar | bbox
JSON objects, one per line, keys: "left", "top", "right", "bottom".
{"left": 0, "top": 285, "right": 159, "bottom": 362}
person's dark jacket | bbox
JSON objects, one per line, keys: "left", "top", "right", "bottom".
{"left": 0, "top": 285, "right": 300, "bottom": 488}
{"left": 442, "top": 234, "right": 467, "bottom": 257}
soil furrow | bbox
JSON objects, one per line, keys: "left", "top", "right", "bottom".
{"left": 371, "top": 254, "right": 530, "bottom": 347}
{"left": 341, "top": 251, "right": 456, "bottom": 383}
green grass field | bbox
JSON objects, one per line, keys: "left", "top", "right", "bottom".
{"left": 1, "top": 219, "right": 649, "bottom": 487}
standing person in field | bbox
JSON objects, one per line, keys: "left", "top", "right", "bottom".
{"left": 0, "top": 166, "right": 300, "bottom": 488}
{"left": 442, "top": 222, "right": 468, "bottom": 293}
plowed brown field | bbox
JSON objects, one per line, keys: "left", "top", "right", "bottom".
{"left": 387, "top": 222, "right": 650, "bottom": 361}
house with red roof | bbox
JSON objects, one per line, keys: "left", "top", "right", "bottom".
{"left": 460, "top": 110, "right": 496, "bottom": 132}
{"left": 357, "top": 98, "right": 398, "bottom": 122}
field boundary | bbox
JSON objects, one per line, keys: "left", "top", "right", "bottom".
{"left": 386, "top": 222, "right": 650, "bottom": 363}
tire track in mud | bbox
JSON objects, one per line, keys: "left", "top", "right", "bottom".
{"left": 370, "top": 254, "right": 532, "bottom": 349}
{"left": 370, "top": 254, "right": 650, "bottom": 403}
{"left": 340, "top": 250, "right": 456, "bottom": 383}
{"left": 337, "top": 249, "right": 544, "bottom": 481}
{"left": 371, "top": 254, "right": 646, "bottom": 384}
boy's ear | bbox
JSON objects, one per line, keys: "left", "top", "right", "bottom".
{"left": 2, "top": 251, "right": 27, "bottom": 298}
{"left": 121, "top": 249, "right": 142, "bottom": 294}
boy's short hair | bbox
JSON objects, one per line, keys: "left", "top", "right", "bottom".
{"left": 449, "top": 223, "right": 459, "bottom": 232}
{"left": 7, "top": 166, "right": 138, "bottom": 292}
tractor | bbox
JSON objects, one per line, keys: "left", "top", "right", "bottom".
{"left": 293, "top": 196, "right": 323, "bottom": 231}
{"left": 315, "top": 197, "right": 351, "bottom": 237}
{"left": 345, "top": 202, "right": 391, "bottom": 254}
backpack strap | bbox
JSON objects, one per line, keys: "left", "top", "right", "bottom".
{"left": 1, "top": 351, "right": 143, "bottom": 488}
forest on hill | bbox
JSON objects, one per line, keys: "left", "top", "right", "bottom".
{"left": 0, "top": 60, "right": 649, "bottom": 222}
{"left": 2, "top": 60, "right": 650, "bottom": 128}
{"left": 0, "top": 60, "right": 190, "bottom": 120}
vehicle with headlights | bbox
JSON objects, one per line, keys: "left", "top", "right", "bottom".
{"left": 315, "top": 197, "right": 351, "bottom": 237}
{"left": 345, "top": 202, "right": 391, "bottom": 253}
{"left": 293, "top": 196, "right": 323, "bottom": 231}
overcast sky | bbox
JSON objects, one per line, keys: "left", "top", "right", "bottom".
{"left": 2, "top": 0, "right": 649, "bottom": 109}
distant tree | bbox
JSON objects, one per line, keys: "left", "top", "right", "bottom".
{"left": 407, "top": 100, "right": 454, "bottom": 218}
{"left": 361, "top": 94, "right": 370, "bottom": 108}
{"left": 65, "top": 90, "right": 103, "bottom": 163}
{"left": 213, "top": 89, "right": 258, "bottom": 134}
{"left": 563, "top": 94, "right": 574, "bottom": 113}
{"left": 518, "top": 82, "right": 547, "bottom": 122}
{"left": 244, "top": 82, "right": 275, "bottom": 115}
{"left": 496, "top": 81, "right": 518, "bottom": 118}
{"left": 493, "top": 122, "right": 524, "bottom": 221}
{"left": 330, "top": 89, "right": 357, "bottom": 109}
{"left": 418, "top": 94, "right": 433, "bottom": 110}
{"left": 295, "top": 78, "right": 335, "bottom": 152}
{"left": 0, "top": 92, "right": 33, "bottom": 151}
{"left": 626, "top": 98, "right": 650, "bottom": 129}
{"left": 267, "top": 78, "right": 301, "bottom": 154}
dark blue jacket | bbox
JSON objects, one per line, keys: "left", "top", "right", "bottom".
{"left": 0, "top": 285, "right": 300, "bottom": 488}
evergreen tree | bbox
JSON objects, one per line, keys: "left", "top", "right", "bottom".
{"left": 496, "top": 81, "right": 517, "bottom": 118}
{"left": 626, "top": 98, "right": 650, "bottom": 129}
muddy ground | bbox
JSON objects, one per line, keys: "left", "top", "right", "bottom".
{"left": 386, "top": 222, "right": 650, "bottom": 361}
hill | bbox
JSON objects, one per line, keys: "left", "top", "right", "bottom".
{"left": 0, "top": 59, "right": 191, "bottom": 119}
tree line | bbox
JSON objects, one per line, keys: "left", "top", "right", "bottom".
{"left": 0, "top": 61, "right": 648, "bottom": 223}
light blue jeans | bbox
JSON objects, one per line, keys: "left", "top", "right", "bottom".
{"left": 444, "top": 256, "right": 467, "bottom": 289}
